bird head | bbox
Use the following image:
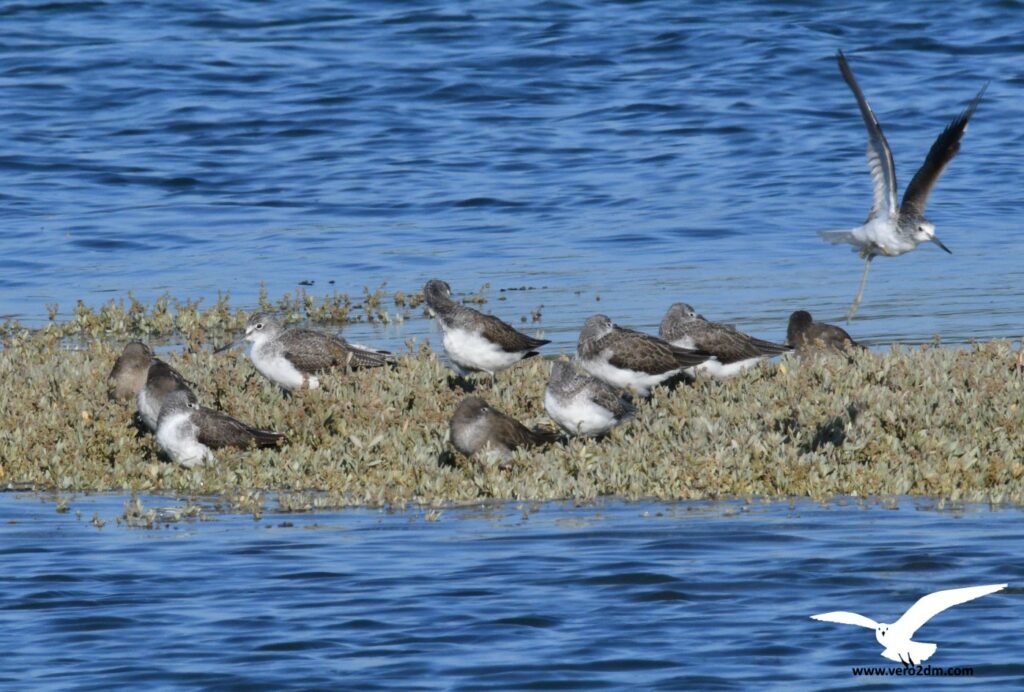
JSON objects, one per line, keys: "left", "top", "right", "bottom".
{"left": 244, "top": 313, "right": 282, "bottom": 343}
{"left": 875, "top": 623, "right": 892, "bottom": 647}
{"left": 911, "top": 219, "right": 951, "bottom": 254}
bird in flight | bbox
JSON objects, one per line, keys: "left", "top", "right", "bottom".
{"left": 811, "top": 583, "right": 1007, "bottom": 665}
{"left": 820, "top": 50, "right": 987, "bottom": 320}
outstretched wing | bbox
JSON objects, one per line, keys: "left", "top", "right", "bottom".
{"left": 891, "top": 583, "right": 1007, "bottom": 640}
{"left": 837, "top": 50, "right": 898, "bottom": 221}
{"left": 811, "top": 611, "right": 879, "bottom": 629}
{"left": 900, "top": 83, "right": 987, "bottom": 218}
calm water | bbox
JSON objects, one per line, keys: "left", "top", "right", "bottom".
{"left": 1, "top": 0, "right": 1022, "bottom": 350}
{"left": 0, "top": 495, "right": 1021, "bottom": 689}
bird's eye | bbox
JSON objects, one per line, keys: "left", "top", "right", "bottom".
{"left": 256, "top": 323, "right": 264, "bottom": 330}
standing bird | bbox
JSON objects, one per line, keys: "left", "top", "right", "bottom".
{"left": 544, "top": 360, "right": 634, "bottom": 437}
{"left": 107, "top": 342, "right": 196, "bottom": 431}
{"left": 820, "top": 50, "right": 987, "bottom": 320}
{"left": 244, "top": 313, "right": 393, "bottom": 391}
{"left": 659, "top": 303, "right": 791, "bottom": 379}
{"left": 785, "top": 310, "right": 863, "bottom": 354}
{"left": 448, "top": 396, "right": 560, "bottom": 467}
{"left": 576, "top": 314, "right": 711, "bottom": 397}
{"left": 423, "top": 279, "right": 549, "bottom": 377}
{"left": 155, "top": 390, "right": 286, "bottom": 468}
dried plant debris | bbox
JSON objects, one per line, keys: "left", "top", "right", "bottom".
{"left": 1, "top": 299, "right": 1023, "bottom": 515}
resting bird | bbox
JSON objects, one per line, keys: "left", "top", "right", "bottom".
{"left": 820, "top": 50, "right": 987, "bottom": 320}
{"left": 155, "top": 390, "right": 286, "bottom": 467}
{"left": 659, "top": 302, "right": 790, "bottom": 379}
{"left": 785, "top": 310, "right": 863, "bottom": 355}
{"left": 449, "top": 396, "right": 559, "bottom": 467}
{"left": 544, "top": 360, "right": 634, "bottom": 437}
{"left": 244, "top": 312, "right": 393, "bottom": 391}
{"left": 423, "top": 279, "right": 549, "bottom": 378}
{"left": 107, "top": 342, "right": 196, "bottom": 431}
{"left": 576, "top": 314, "right": 711, "bottom": 397}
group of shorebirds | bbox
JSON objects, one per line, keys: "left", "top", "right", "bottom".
{"left": 105, "top": 50, "right": 987, "bottom": 468}
{"left": 108, "top": 278, "right": 861, "bottom": 468}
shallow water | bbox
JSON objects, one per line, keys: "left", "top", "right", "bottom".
{"left": 2, "top": 0, "right": 1022, "bottom": 350}
{"left": 0, "top": 494, "right": 1020, "bottom": 689}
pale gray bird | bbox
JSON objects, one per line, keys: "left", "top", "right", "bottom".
{"left": 244, "top": 312, "right": 393, "bottom": 391}
{"left": 576, "top": 314, "right": 711, "bottom": 397}
{"left": 820, "top": 50, "right": 987, "bottom": 320}
{"left": 659, "top": 303, "right": 790, "bottom": 379}
{"left": 544, "top": 360, "right": 634, "bottom": 437}
{"left": 155, "top": 390, "right": 286, "bottom": 468}
{"left": 785, "top": 310, "right": 863, "bottom": 355}
{"left": 449, "top": 396, "right": 560, "bottom": 466}
{"left": 423, "top": 279, "right": 549, "bottom": 376}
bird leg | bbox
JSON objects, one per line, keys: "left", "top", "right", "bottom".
{"left": 846, "top": 254, "right": 874, "bottom": 322}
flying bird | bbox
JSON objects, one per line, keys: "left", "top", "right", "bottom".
{"left": 820, "top": 50, "right": 987, "bottom": 320}
{"left": 811, "top": 583, "right": 1007, "bottom": 665}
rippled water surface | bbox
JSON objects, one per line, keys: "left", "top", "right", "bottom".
{"left": 1, "top": 495, "right": 1021, "bottom": 688}
{"left": 1, "top": 0, "right": 1022, "bottom": 348}
{"left": 3, "top": 3, "right": 1023, "bottom": 687}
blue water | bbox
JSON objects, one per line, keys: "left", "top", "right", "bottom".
{"left": 3, "top": 3, "right": 1023, "bottom": 687}
{"left": 1, "top": 0, "right": 1022, "bottom": 350}
{"left": 0, "top": 495, "right": 1020, "bottom": 689}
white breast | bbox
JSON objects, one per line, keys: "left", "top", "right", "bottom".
{"left": 155, "top": 411, "right": 212, "bottom": 468}
{"left": 441, "top": 326, "right": 525, "bottom": 374}
{"left": 137, "top": 388, "right": 161, "bottom": 432}
{"left": 544, "top": 389, "right": 617, "bottom": 437}
{"left": 251, "top": 343, "right": 317, "bottom": 391}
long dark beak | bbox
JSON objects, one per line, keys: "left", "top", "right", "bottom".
{"left": 214, "top": 339, "right": 237, "bottom": 354}
{"left": 932, "top": 236, "right": 952, "bottom": 254}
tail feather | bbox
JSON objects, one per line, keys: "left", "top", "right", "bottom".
{"left": 250, "top": 429, "right": 287, "bottom": 448}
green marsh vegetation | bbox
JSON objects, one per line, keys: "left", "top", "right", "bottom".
{"left": 2, "top": 288, "right": 1023, "bottom": 516}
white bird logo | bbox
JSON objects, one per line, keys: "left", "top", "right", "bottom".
{"left": 811, "top": 583, "right": 1007, "bottom": 665}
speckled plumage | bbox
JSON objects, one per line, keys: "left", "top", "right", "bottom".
{"left": 577, "top": 314, "right": 712, "bottom": 396}
{"left": 244, "top": 312, "right": 392, "bottom": 391}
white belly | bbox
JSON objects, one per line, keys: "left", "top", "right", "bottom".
{"left": 137, "top": 388, "right": 161, "bottom": 432}
{"left": 545, "top": 390, "right": 616, "bottom": 437}
{"left": 442, "top": 326, "right": 524, "bottom": 374}
{"left": 852, "top": 218, "right": 915, "bottom": 257}
{"left": 579, "top": 356, "right": 677, "bottom": 397}
{"left": 156, "top": 412, "right": 212, "bottom": 468}
{"left": 251, "top": 345, "right": 317, "bottom": 391}
{"left": 695, "top": 356, "right": 763, "bottom": 380}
